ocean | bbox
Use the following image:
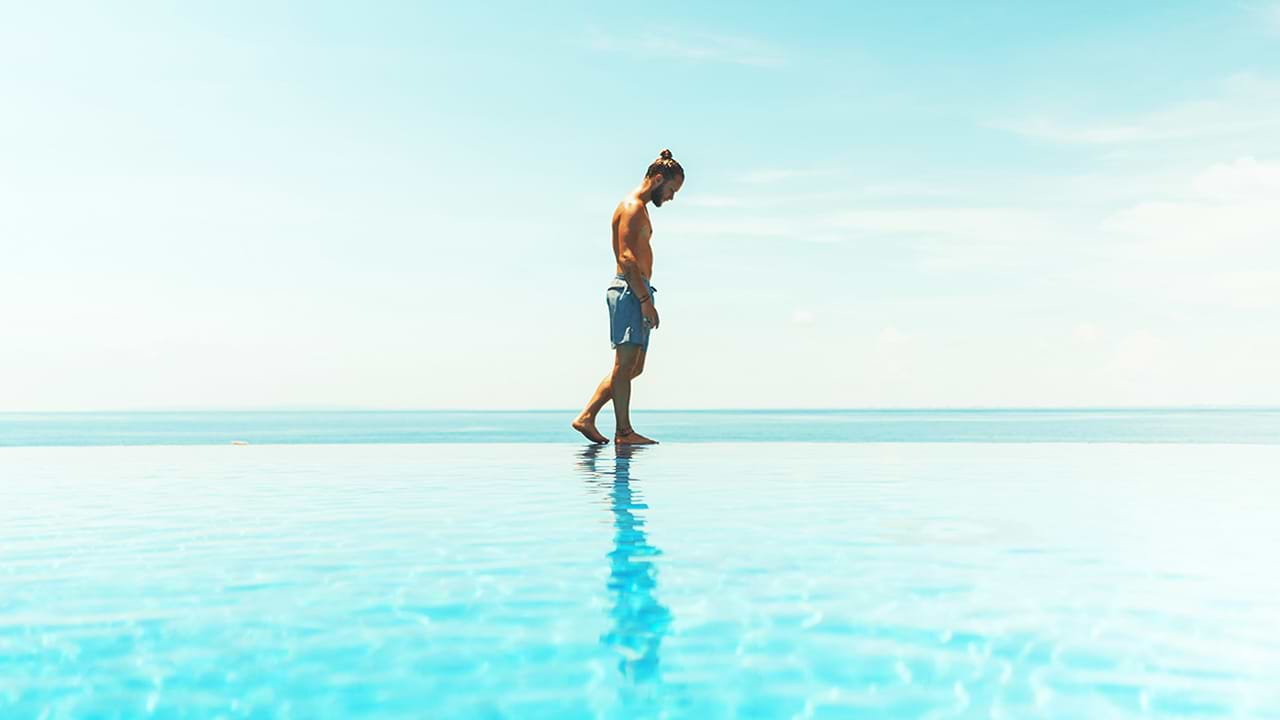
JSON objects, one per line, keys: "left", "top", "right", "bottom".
{"left": 2, "top": 408, "right": 1278, "bottom": 446}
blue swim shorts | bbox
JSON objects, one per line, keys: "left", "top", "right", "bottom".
{"left": 606, "top": 273, "right": 657, "bottom": 351}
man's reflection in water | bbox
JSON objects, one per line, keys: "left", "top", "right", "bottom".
{"left": 576, "top": 444, "right": 672, "bottom": 683}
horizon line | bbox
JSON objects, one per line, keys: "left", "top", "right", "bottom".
{"left": 3, "top": 405, "right": 1279, "bottom": 414}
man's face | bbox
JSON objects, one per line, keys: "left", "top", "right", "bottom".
{"left": 652, "top": 175, "right": 683, "bottom": 207}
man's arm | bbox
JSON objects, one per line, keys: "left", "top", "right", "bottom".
{"left": 616, "top": 208, "right": 653, "bottom": 304}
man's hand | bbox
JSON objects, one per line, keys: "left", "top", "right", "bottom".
{"left": 642, "top": 300, "right": 660, "bottom": 330}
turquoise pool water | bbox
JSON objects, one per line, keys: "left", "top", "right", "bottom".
{"left": 2, "top": 440, "right": 1278, "bottom": 718}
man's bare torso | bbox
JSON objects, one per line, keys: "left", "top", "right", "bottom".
{"left": 611, "top": 198, "right": 653, "bottom": 280}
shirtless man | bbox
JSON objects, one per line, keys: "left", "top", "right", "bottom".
{"left": 572, "top": 149, "right": 684, "bottom": 445}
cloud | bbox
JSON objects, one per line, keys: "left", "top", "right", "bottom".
{"left": 791, "top": 310, "right": 815, "bottom": 325}
{"left": 858, "top": 182, "right": 959, "bottom": 199}
{"left": 1106, "top": 331, "right": 1169, "bottom": 375}
{"left": 682, "top": 194, "right": 747, "bottom": 208}
{"left": 667, "top": 155, "right": 1275, "bottom": 286}
{"left": 869, "top": 327, "right": 914, "bottom": 377}
{"left": 1103, "top": 200, "right": 1274, "bottom": 249}
{"left": 665, "top": 205, "right": 1064, "bottom": 251}
{"left": 824, "top": 207, "right": 1073, "bottom": 270}
{"left": 876, "top": 326, "right": 909, "bottom": 347}
{"left": 992, "top": 104, "right": 1277, "bottom": 145}
{"left": 989, "top": 75, "right": 1280, "bottom": 145}
{"left": 992, "top": 120, "right": 1176, "bottom": 145}
{"left": 1086, "top": 157, "right": 1280, "bottom": 310}
{"left": 587, "top": 26, "right": 783, "bottom": 67}
{"left": 1199, "top": 270, "right": 1280, "bottom": 308}
{"left": 826, "top": 207, "right": 1052, "bottom": 241}
{"left": 1102, "top": 156, "right": 1280, "bottom": 257}
{"left": 1192, "top": 155, "right": 1280, "bottom": 198}
{"left": 1072, "top": 322, "right": 1102, "bottom": 346}
{"left": 662, "top": 199, "right": 1077, "bottom": 272}
{"left": 662, "top": 218, "right": 796, "bottom": 238}
{"left": 736, "top": 168, "right": 836, "bottom": 183}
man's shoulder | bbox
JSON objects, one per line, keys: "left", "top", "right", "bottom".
{"left": 616, "top": 195, "right": 645, "bottom": 213}
{"left": 615, "top": 196, "right": 649, "bottom": 225}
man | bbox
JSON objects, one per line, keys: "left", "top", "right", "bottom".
{"left": 572, "top": 149, "right": 684, "bottom": 445}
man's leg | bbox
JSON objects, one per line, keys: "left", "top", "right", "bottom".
{"left": 572, "top": 373, "right": 612, "bottom": 443}
{"left": 610, "top": 345, "right": 656, "bottom": 445}
{"left": 579, "top": 349, "right": 644, "bottom": 417}
{"left": 573, "top": 346, "right": 652, "bottom": 443}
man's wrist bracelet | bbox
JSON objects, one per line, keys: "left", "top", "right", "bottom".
{"left": 638, "top": 295, "right": 651, "bottom": 304}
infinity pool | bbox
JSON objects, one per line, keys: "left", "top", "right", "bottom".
{"left": 2, "top": 442, "right": 1278, "bottom": 718}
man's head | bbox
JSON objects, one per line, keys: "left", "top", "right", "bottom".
{"left": 645, "top": 148, "right": 684, "bottom": 207}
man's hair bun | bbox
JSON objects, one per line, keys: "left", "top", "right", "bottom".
{"left": 645, "top": 148, "right": 684, "bottom": 180}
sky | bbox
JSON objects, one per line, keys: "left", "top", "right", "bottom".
{"left": 2, "top": 1, "right": 1278, "bottom": 410}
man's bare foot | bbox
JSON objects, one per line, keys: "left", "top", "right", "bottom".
{"left": 615, "top": 427, "right": 658, "bottom": 445}
{"left": 572, "top": 415, "right": 609, "bottom": 444}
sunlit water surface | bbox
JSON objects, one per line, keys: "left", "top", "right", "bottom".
{"left": 2, "top": 442, "right": 1278, "bottom": 718}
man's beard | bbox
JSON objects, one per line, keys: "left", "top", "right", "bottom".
{"left": 653, "top": 195, "right": 664, "bottom": 207}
